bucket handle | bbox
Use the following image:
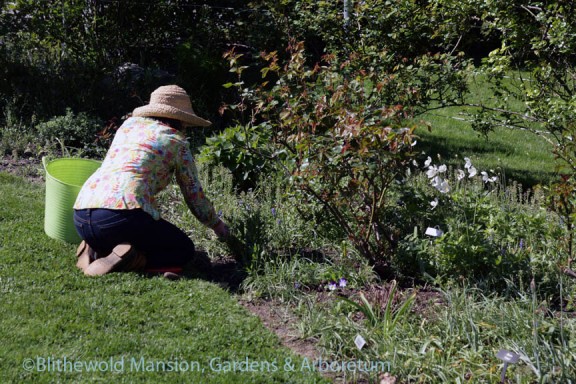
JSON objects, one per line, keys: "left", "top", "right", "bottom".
{"left": 42, "top": 156, "right": 48, "bottom": 172}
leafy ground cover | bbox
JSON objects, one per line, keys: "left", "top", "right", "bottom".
{"left": 157, "top": 158, "right": 576, "bottom": 383}
{"left": 0, "top": 172, "right": 328, "bottom": 383}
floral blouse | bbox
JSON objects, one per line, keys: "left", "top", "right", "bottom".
{"left": 74, "top": 116, "right": 219, "bottom": 228}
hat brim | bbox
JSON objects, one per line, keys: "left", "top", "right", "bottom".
{"left": 132, "top": 104, "right": 212, "bottom": 127}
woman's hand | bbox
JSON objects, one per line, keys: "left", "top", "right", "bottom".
{"left": 212, "top": 220, "right": 230, "bottom": 240}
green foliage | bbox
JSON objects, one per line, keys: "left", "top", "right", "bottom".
{"left": 338, "top": 280, "right": 415, "bottom": 332}
{"left": 199, "top": 124, "right": 272, "bottom": 190}
{"left": 395, "top": 158, "right": 566, "bottom": 292}
{"left": 35, "top": 108, "right": 103, "bottom": 153}
{"left": 293, "top": 282, "right": 576, "bottom": 383}
{"left": 0, "top": 100, "right": 37, "bottom": 156}
{"left": 0, "top": 0, "right": 282, "bottom": 125}
{"left": 218, "top": 38, "right": 472, "bottom": 266}
{"left": 457, "top": 2, "right": 576, "bottom": 265}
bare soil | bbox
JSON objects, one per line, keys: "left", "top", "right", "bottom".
{"left": 0, "top": 155, "right": 44, "bottom": 183}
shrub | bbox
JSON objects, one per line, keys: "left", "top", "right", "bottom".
{"left": 35, "top": 108, "right": 103, "bottom": 152}
{"left": 218, "top": 41, "right": 445, "bottom": 268}
{"left": 0, "top": 100, "right": 37, "bottom": 156}
{"left": 199, "top": 123, "right": 272, "bottom": 191}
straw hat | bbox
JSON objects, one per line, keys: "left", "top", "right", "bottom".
{"left": 132, "top": 85, "right": 211, "bottom": 127}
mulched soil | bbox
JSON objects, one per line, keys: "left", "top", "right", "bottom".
{"left": 0, "top": 155, "right": 44, "bottom": 183}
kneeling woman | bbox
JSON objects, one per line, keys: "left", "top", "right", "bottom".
{"left": 73, "top": 85, "right": 229, "bottom": 276}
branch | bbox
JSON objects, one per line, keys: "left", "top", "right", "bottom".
{"left": 563, "top": 267, "right": 576, "bottom": 279}
{"left": 449, "top": 34, "right": 464, "bottom": 56}
{"left": 520, "top": 5, "right": 542, "bottom": 20}
{"left": 465, "top": 103, "right": 543, "bottom": 123}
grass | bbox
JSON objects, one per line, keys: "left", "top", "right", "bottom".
{"left": 416, "top": 111, "right": 557, "bottom": 188}
{"left": 416, "top": 72, "right": 559, "bottom": 188}
{"left": 0, "top": 172, "right": 329, "bottom": 383}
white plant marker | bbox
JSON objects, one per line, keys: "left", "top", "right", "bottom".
{"left": 354, "top": 334, "right": 366, "bottom": 350}
{"left": 425, "top": 227, "right": 444, "bottom": 237}
{"left": 496, "top": 349, "right": 520, "bottom": 383}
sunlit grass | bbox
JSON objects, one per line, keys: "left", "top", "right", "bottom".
{"left": 0, "top": 172, "right": 328, "bottom": 383}
{"left": 416, "top": 72, "right": 558, "bottom": 188}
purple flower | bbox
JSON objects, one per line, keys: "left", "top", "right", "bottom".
{"left": 327, "top": 282, "right": 337, "bottom": 291}
{"left": 519, "top": 239, "right": 524, "bottom": 250}
{"left": 271, "top": 207, "right": 277, "bottom": 217}
{"left": 217, "top": 210, "right": 223, "bottom": 218}
{"left": 338, "top": 278, "right": 347, "bottom": 288}
{"left": 294, "top": 282, "right": 301, "bottom": 289}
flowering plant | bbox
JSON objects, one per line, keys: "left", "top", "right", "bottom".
{"left": 394, "top": 155, "right": 557, "bottom": 282}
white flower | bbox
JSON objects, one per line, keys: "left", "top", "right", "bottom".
{"left": 424, "top": 156, "right": 432, "bottom": 168}
{"left": 464, "top": 157, "right": 472, "bottom": 169}
{"left": 481, "top": 171, "right": 498, "bottom": 183}
{"left": 432, "top": 176, "right": 450, "bottom": 193}
{"left": 412, "top": 159, "right": 419, "bottom": 167}
{"left": 468, "top": 166, "right": 477, "bottom": 178}
{"left": 457, "top": 169, "right": 466, "bottom": 181}
{"left": 426, "top": 165, "right": 438, "bottom": 178}
{"left": 438, "top": 179, "right": 450, "bottom": 193}
{"left": 411, "top": 140, "right": 417, "bottom": 147}
{"left": 438, "top": 164, "right": 447, "bottom": 173}
{"left": 430, "top": 198, "right": 439, "bottom": 209}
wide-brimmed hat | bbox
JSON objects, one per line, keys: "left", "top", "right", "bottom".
{"left": 132, "top": 85, "right": 211, "bottom": 127}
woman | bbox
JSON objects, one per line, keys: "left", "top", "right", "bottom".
{"left": 73, "top": 85, "right": 229, "bottom": 276}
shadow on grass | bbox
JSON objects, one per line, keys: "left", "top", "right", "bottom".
{"left": 162, "top": 247, "right": 334, "bottom": 293}
{"left": 144, "top": 251, "right": 249, "bottom": 292}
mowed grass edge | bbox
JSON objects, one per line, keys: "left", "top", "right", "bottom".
{"left": 0, "top": 172, "right": 328, "bottom": 384}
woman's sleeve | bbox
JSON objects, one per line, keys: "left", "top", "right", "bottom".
{"left": 174, "top": 144, "right": 220, "bottom": 228}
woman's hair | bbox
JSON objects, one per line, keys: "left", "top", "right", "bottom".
{"left": 151, "top": 116, "right": 184, "bottom": 131}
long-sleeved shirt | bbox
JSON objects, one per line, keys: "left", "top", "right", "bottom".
{"left": 74, "top": 116, "right": 219, "bottom": 228}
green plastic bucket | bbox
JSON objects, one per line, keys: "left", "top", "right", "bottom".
{"left": 43, "top": 157, "right": 101, "bottom": 244}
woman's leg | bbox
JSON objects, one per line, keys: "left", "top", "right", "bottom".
{"left": 74, "top": 208, "right": 196, "bottom": 269}
{"left": 127, "top": 215, "right": 196, "bottom": 269}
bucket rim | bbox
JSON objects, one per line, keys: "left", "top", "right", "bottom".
{"left": 42, "top": 156, "right": 102, "bottom": 167}
{"left": 42, "top": 156, "right": 102, "bottom": 188}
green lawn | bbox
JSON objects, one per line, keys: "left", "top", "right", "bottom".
{"left": 416, "top": 110, "right": 557, "bottom": 188}
{"left": 0, "top": 172, "right": 328, "bottom": 383}
{"left": 416, "top": 72, "right": 559, "bottom": 188}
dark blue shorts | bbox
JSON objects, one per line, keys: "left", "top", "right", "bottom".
{"left": 73, "top": 208, "right": 195, "bottom": 269}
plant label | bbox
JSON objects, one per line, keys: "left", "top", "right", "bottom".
{"left": 425, "top": 227, "right": 443, "bottom": 237}
{"left": 354, "top": 334, "right": 366, "bottom": 350}
{"left": 496, "top": 349, "right": 520, "bottom": 364}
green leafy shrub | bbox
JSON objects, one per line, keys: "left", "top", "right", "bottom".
{"left": 199, "top": 123, "right": 272, "bottom": 190}
{"left": 0, "top": 100, "right": 37, "bottom": 156}
{"left": 35, "top": 108, "right": 103, "bottom": 151}
{"left": 219, "top": 41, "right": 440, "bottom": 268}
